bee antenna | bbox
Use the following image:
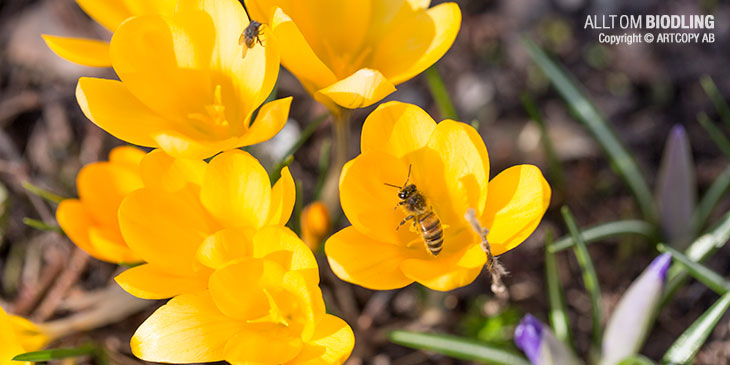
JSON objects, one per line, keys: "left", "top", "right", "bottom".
{"left": 404, "top": 164, "right": 412, "bottom": 185}
{"left": 383, "top": 183, "right": 401, "bottom": 189}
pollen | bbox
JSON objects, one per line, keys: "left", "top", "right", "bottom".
{"left": 187, "top": 85, "right": 230, "bottom": 132}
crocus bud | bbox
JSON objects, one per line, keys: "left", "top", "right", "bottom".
{"left": 301, "top": 201, "right": 331, "bottom": 251}
{"left": 656, "top": 125, "right": 695, "bottom": 250}
{"left": 600, "top": 253, "right": 672, "bottom": 365}
{"left": 515, "top": 314, "right": 580, "bottom": 365}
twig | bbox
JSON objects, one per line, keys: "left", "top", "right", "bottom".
{"left": 465, "top": 208, "right": 508, "bottom": 298}
{"left": 41, "top": 284, "right": 151, "bottom": 340}
{"left": 33, "top": 247, "right": 90, "bottom": 321}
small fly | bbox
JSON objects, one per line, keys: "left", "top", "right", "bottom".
{"left": 239, "top": 20, "right": 264, "bottom": 59}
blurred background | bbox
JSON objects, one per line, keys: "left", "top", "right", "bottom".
{"left": 0, "top": 0, "right": 729, "bottom": 363}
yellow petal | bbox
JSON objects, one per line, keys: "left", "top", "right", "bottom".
{"left": 118, "top": 189, "right": 217, "bottom": 276}
{"left": 287, "top": 315, "right": 354, "bottom": 365}
{"left": 208, "top": 259, "right": 273, "bottom": 320}
{"left": 280, "top": 270, "right": 323, "bottom": 340}
{"left": 318, "top": 68, "right": 396, "bottom": 109}
{"left": 201, "top": 150, "right": 271, "bottom": 229}
{"left": 252, "top": 226, "right": 319, "bottom": 285}
{"left": 76, "top": 77, "right": 166, "bottom": 147}
{"left": 0, "top": 308, "right": 27, "bottom": 360}
{"left": 132, "top": 291, "right": 242, "bottom": 363}
{"left": 400, "top": 243, "right": 485, "bottom": 291}
{"left": 122, "top": 0, "right": 176, "bottom": 17}
{"left": 239, "top": 97, "right": 292, "bottom": 146}
{"left": 7, "top": 315, "right": 48, "bottom": 352}
{"left": 325, "top": 227, "right": 412, "bottom": 290}
{"left": 110, "top": 13, "right": 215, "bottom": 122}
{"left": 153, "top": 131, "right": 236, "bottom": 159}
{"left": 424, "top": 120, "right": 489, "bottom": 219}
{"left": 76, "top": 161, "right": 143, "bottom": 226}
{"left": 407, "top": 0, "right": 432, "bottom": 10}
{"left": 196, "top": 228, "right": 255, "bottom": 270}
{"left": 482, "top": 165, "right": 551, "bottom": 256}
{"left": 300, "top": 201, "right": 331, "bottom": 251}
{"left": 373, "top": 2, "right": 461, "bottom": 85}
{"left": 268, "top": 7, "right": 337, "bottom": 91}
{"left": 267, "top": 166, "right": 295, "bottom": 226}
{"left": 41, "top": 35, "right": 111, "bottom": 67}
{"left": 56, "top": 199, "right": 99, "bottom": 260}
{"left": 224, "top": 323, "right": 303, "bottom": 364}
{"left": 339, "top": 151, "right": 416, "bottom": 245}
{"left": 108, "top": 145, "right": 145, "bottom": 169}
{"left": 87, "top": 225, "right": 140, "bottom": 263}
{"left": 75, "top": 0, "right": 131, "bottom": 31}
{"left": 360, "top": 101, "right": 436, "bottom": 157}
{"left": 115, "top": 264, "right": 208, "bottom": 299}
{"left": 139, "top": 149, "right": 207, "bottom": 192}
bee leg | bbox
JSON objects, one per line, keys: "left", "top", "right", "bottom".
{"left": 393, "top": 200, "right": 406, "bottom": 210}
{"left": 396, "top": 215, "right": 414, "bottom": 231}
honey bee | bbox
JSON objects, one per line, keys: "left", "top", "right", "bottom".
{"left": 238, "top": 20, "right": 264, "bottom": 58}
{"left": 385, "top": 165, "right": 443, "bottom": 256}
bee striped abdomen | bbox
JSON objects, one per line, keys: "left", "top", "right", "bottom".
{"left": 418, "top": 211, "right": 443, "bottom": 256}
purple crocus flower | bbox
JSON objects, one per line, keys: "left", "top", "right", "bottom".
{"left": 515, "top": 314, "right": 579, "bottom": 365}
{"left": 601, "top": 253, "right": 672, "bottom": 365}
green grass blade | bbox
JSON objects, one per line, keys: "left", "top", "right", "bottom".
{"left": 662, "top": 291, "right": 730, "bottom": 364}
{"left": 22, "top": 181, "right": 64, "bottom": 204}
{"left": 545, "top": 229, "right": 573, "bottom": 347}
{"left": 521, "top": 93, "right": 565, "bottom": 189}
{"left": 662, "top": 210, "right": 730, "bottom": 306}
{"left": 697, "top": 112, "right": 730, "bottom": 158}
{"left": 23, "top": 217, "right": 62, "bottom": 233}
{"left": 692, "top": 165, "right": 730, "bottom": 234}
{"left": 389, "top": 330, "right": 530, "bottom": 365}
{"left": 269, "top": 112, "right": 329, "bottom": 182}
{"left": 700, "top": 75, "right": 730, "bottom": 129}
{"left": 523, "top": 38, "right": 657, "bottom": 224}
{"left": 562, "top": 206, "right": 602, "bottom": 351}
{"left": 550, "top": 220, "right": 655, "bottom": 252}
{"left": 657, "top": 243, "right": 730, "bottom": 295}
{"left": 425, "top": 65, "right": 459, "bottom": 121}
{"left": 13, "top": 345, "right": 98, "bottom": 361}
{"left": 618, "top": 355, "right": 656, "bottom": 365}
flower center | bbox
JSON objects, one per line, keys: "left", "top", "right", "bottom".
{"left": 186, "top": 84, "right": 230, "bottom": 137}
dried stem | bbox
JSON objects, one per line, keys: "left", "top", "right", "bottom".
{"left": 465, "top": 208, "right": 508, "bottom": 298}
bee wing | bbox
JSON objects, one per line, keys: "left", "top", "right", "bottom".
{"left": 238, "top": 32, "right": 246, "bottom": 46}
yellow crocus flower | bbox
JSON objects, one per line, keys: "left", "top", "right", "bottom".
{"left": 56, "top": 146, "right": 146, "bottom": 264}
{"left": 131, "top": 237, "right": 354, "bottom": 364}
{"left": 325, "top": 102, "right": 552, "bottom": 291}
{"left": 114, "top": 149, "right": 295, "bottom": 299}
{"left": 1, "top": 308, "right": 49, "bottom": 365}
{"left": 244, "top": 0, "right": 461, "bottom": 111}
{"left": 76, "top": 0, "right": 290, "bottom": 159}
{"left": 43, "top": 0, "right": 176, "bottom": 67}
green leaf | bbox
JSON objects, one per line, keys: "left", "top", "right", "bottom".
{"left": 662, "top": 291, "right": 730, "bottom": 364}
{"left": 700, "top": 75, "right": 730, "bottom": 129}
{"left": 269, "top": 112, "right": 329, "bottom": 182}
{"left": 13, "top": 345, "right": 98, "bottom": 361}
{"left": 662, "top": 210, "right": 730, "bottom": 306}
{"left": 562, "top": 206, "right": 602, "bottom": 350}
{"left": 657, "top": 244, "right": 730, "bottom": 295}
{"left": 550, "top": 220, "right": 655, "bottom": 252}
{"left": 22, "top": 181, "right": 65, "bottom": 204}
{"left": 388, "top": 330, "right": 529, "bottom": 365}
{"left": 22, "top": 217, "right": 62, "bottom": 233}
{"left": 544, "top": 229, "right": 573, "bottom": 347}
{"left": 523, "top": 38, "right": 657, "bottom": 224}
{"left": 691, "top": 164, "right": 730, "bottom": 234}
{"left": 697, "top": 112, "right": 730, "bottom": 158}
{"left": 425, "top": 65, "right": 459, "bottom": 121}
{"left": 618, "top": 354, "right": 656, "bottom": 365}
